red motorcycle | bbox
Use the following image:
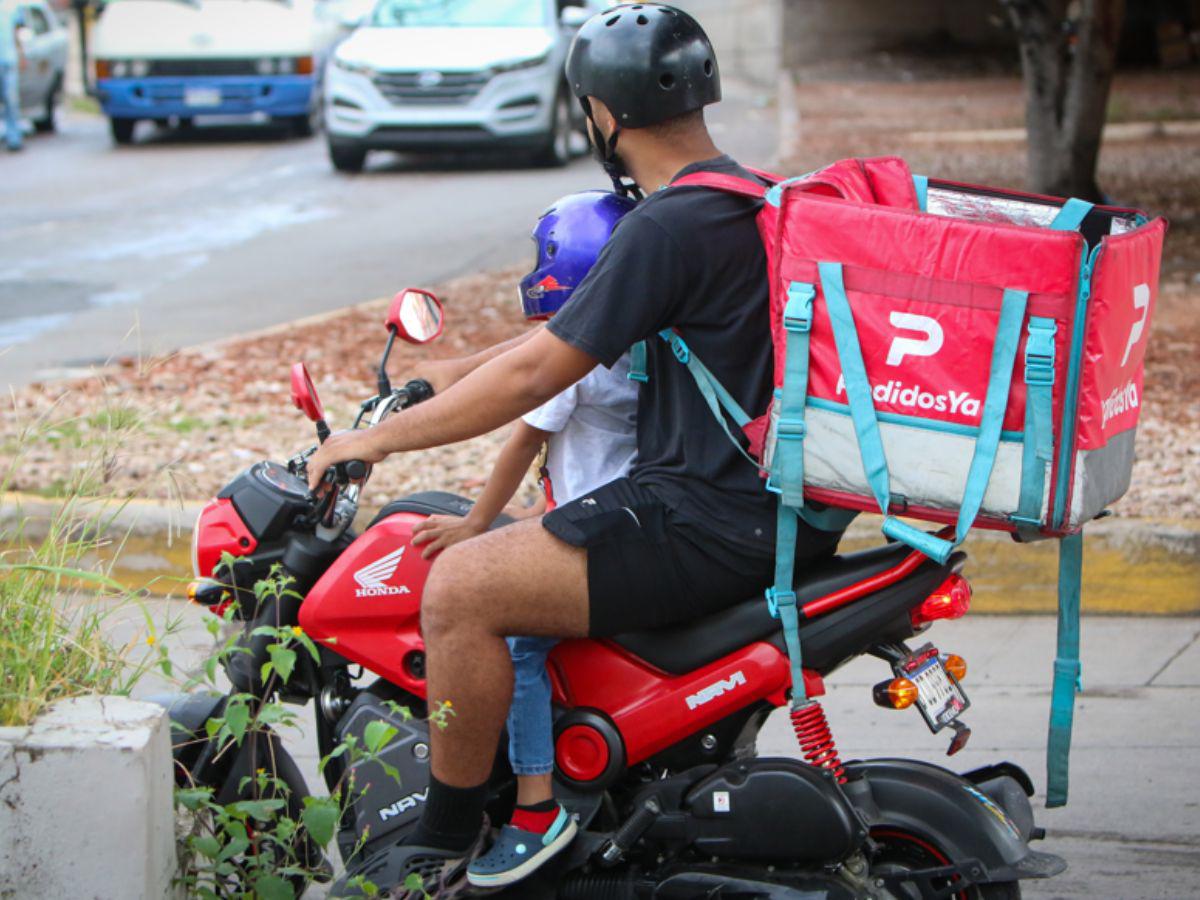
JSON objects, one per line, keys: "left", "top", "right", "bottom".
{"left": 166, "top": 289, "right": 1065, "bottom": 898}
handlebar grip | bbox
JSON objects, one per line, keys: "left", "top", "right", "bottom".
{"left": 403, "top": 379, "right": 435, "bottom": 405}
{"left": 344, "top": 459, "right": 368, "bottom": 481}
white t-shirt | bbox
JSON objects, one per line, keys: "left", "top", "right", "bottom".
{"left": 522, "top": 352, "right": 638, "bottom": 505}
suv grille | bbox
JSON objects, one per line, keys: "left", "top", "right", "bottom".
{"left": 372, "top": 71, "right": 491, "bottom": 106}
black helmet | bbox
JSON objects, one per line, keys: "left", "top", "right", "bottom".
{"left": 565, "top": 3, "right": 721, "bottom": 129}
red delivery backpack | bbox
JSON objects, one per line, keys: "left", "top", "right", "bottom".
{"left": 642, "top": 157, "right": 1166, "bottom": 806}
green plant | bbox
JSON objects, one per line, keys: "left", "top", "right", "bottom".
{"left": 169, "top": 566, "right": 441, "bottom": 899}
{"left": 0, "top": 397, "right": 184, "bottom": 726}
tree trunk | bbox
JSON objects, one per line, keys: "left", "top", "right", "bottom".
{"left": 1005, "top": 0, "right": 1126, "bottom": 201}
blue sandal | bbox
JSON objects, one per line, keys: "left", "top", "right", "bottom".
{"left": 467, "top": 805, "right": 578, "bottom": 888}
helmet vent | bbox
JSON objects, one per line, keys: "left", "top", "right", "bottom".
{"left": 605, "top": 14, "right": 620, "bottom": 26}
{"left": 659, "top": 72, "right": 675, "bottom": 90}
{"left": 704, "top": 59, "right": 714, "bottom": 77}
{"left": 636, "top": 14, "right": 648, "bottom": 24}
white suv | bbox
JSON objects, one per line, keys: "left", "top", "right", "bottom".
{"left": 324, "top": 0, "right": 594, "bottom": 172}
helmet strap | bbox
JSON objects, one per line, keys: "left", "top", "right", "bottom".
{"left": 587, "top": 113, "right": 643, "bottom": 201}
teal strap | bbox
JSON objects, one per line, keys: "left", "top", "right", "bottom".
{"left": 1014, "top": 317, "right": 1058, "bottom": 537}
{"left": 771, "top": 282, "right": 815, "bottom": 508}
{"left": 628, "top": 340, "right": 649, "bottom": 383}
{"left": 1047, "top": 531, "right": 1084, "bottom": 807}
{"left": 953, "top": 288, "right": 1028, "bottom": 545}
{"left": 1050, "top": 198, "right": 1093, "bottom": 232}
{"left": 912, "top": 174, "right": 929, "bottom": 212}
{"left": 766, "top": 504, "right": 807, "bottom": 707}
{"left": 658, "top": 330, "right": 758, "bottom": 466}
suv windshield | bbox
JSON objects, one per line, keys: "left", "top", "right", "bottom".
{"left": 371, "top": 0, "right": 546, "bottom": 28}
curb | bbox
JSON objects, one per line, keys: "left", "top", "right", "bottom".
{"left": 3, "top": 491, "right": 1197, "bottom": 613}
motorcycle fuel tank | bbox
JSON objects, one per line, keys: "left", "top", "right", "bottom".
{"left": 299, "top": 511, "right": 432, "bottom": 696}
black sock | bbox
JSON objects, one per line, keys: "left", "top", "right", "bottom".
{"left": 516, "top": 798, "right": 557, "bottom": 813}
{"left": 411, "top": 774, "right": 489, "bottom": 853}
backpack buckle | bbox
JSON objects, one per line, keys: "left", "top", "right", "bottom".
{"left": 764, "top": 587, "right": 797, "bottom": 619}
{"left": 1024, "top": 319, "right": 1058, "bottom": 386}
{"left": 783, "top": 282, "right": 815, "bottom": 333}
{"left": 776, "top": 417, "right": 806, "bottom": 440}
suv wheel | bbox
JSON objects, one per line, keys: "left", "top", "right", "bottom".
{"left": 33, "top": 76, "right": 60, "bottom": 133}
{"left": 110, "top": 117, "right": 136, "bottom": 145}
{"left": 328, "top": 138, "right": 367, "bottom": 173}
{"left": 533, "top": 91, "right": 572, "bottom": 168}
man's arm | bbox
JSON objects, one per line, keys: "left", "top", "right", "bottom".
{"left": 307, "top": 327, "right": 595, "bottom": 489}
{"left": 401, "top": 328, "right": 539, "bottom": 394}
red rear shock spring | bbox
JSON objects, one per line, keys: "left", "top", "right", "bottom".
{"left": 791, "top": 699, "right": 846, "bottom": 783}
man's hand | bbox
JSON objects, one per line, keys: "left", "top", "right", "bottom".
{"left": 306, "top": 429, "right": 386, "bottom": 492}
{"left": 411, "top": 513, "right": 488, "bottom": 558}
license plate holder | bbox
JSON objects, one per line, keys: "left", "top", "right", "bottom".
{"left": 184, "top": 87, "right": 222, "bottom": 108}
{"left": 894, "top": 643, "right": 970, "bottom": 733}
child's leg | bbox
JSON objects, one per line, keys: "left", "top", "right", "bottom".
{"left": 506, "top": 635, "right": 558, "bottom": 805}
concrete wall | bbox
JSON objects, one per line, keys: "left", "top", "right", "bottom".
{"left": 672, "top": 0, "right": 784, "bottom": 87}
{"left": 0, "top": 697, "right": 178, "bottom": 899}
{"left": 781, "top": 0, "right": 1010, "bottom": 67}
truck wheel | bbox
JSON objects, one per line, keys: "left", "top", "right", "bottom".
{"left": 110, "top": 117, "right": 136, "bottom": 145}
{"left": 33, "top": 77, "right": 60, "bottom": 133}
{"left": 328, "top": 138, "right": 366, "bottom": 173}
{"left": 533, "top": 91, "right": 572, "bottom": 168}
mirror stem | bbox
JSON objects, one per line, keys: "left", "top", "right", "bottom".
{"left": 378, "top": 328, "right": 398, "bottom": 399}
{"left": 316, "top": 419, "right": 331, "bottom": 443}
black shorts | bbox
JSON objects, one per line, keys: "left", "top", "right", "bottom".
{"left": 543, "top": 478, "right": 838, "bottom": 637}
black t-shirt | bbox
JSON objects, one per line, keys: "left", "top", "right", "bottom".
{"left": 548, "top": 155, "right": 791, "bottom": 559}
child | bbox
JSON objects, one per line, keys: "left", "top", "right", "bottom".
{"left": 411, "top": 189, "right": 637, "bottom": 888}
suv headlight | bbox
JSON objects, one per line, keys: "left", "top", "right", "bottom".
{"left": 333, "top": 57, "right": 376, "bottom": 78}
{"left": 129, "top": 59, "right": 150, "bottom": 78}
{"left": 491, "top": 51, "right": 551, "bottom": 76}
{"left": 110, "top": 60, "right": 130, "bottom": 78}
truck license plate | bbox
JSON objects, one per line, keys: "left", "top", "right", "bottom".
{"left": 185, "top": 87, "right": 222, "bottom": 107}
{"left": 895, "top": 643, "right": 970, "bottom": 733}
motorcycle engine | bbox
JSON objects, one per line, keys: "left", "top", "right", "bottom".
{"left": 334, "top": 686, "right": 433, "bottom": 862}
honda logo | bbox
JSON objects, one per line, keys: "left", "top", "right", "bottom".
{"left": 354, "top": 547, "right": 411, "bottom": 598}
{"left": 416, "top": 70, "right": 443, "bottom": 89}
{"left": 886, "top": 312, "right": 944, "bottom": 367}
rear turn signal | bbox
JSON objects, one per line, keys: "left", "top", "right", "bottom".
{"left": 911, "top": 574, "right": 972, "bottom": 628}
{"left": 872, "top": 677, "right": 918, "bottom": 710}
{"left": 942, "top": 654, "right": 967, "bottom": 681}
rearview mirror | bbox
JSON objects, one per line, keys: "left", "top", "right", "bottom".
{"left": 290, "top": 362, "right": 325, "bottom": 423}
{"left": 386, "top": 288, "right": 444, "bottom": 344}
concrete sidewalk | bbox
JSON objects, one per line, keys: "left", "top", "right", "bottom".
{"left": 129, "top": 598, "right": 1199, "bottom": 898}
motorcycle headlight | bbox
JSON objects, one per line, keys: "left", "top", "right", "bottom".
{"left": 256, "top": 57, "right": 276, "bottom": 75}
{"left": 333, "top": 56, "right": 376, "bottom": 78}
{"left": 129, "top": 59, "right": 150, "bottom": 78}
{"left": 111, "top": 60, "right": 130, "bottom": 78}
{"left": 491, "top": 51, "right": 551, "bottom": 76}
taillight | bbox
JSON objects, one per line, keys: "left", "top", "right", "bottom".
{"left": 911, "top": 574, "right": 972, "bottom": 627}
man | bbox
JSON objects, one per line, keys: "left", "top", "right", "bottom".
{"left": 0, "top": 0, "right": 23, "bottom": 152}
{"left": 310, "top": 4, "right": 842, "bottom": 895}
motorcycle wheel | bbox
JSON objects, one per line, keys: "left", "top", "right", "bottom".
{"left": 870, "top": 828, "right": 1020, "bottom": 900}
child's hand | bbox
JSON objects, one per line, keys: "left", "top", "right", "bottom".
{"left": 411, "top": 514, "right": 487, "bottom": 559}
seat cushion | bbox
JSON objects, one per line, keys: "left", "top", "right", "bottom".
{"left": 609, "top": 543, "right": 952, "bottom": 676}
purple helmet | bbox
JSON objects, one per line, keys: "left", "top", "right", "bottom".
{"left": 519, "top": 190, "right": 637, "bottom": 320}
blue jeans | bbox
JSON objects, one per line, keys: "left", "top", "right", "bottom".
{"left": 506, "top": 636, "right": 558, "bottom": 776}
{"left": 0, "top": 62, "right": 20, "bottom": 149}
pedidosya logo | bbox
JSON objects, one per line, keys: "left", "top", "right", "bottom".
{"left": 835, "top": 374, "right": 981, "bottom": 419}
{"left": 354, "top": 547, "right": 411, "bottom": 598}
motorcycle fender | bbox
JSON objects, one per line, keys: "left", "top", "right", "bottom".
{"left": 842, "top": 759, "right": 1067, "bottom": 883}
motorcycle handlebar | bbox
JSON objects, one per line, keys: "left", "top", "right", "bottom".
{"left": 400, "top": 378, "right": 434, "bottom": 406}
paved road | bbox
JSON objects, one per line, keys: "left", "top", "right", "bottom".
{"left": 0, "top": 82, "right": 777, "bottom": 390}
{"left": 131, "top": 601, "right": 1200, "bottom": 899}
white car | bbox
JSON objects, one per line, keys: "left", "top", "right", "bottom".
{"left": 14, "top": 1, "right": 68, "bottom": 134}
{"left": 323, "top": 0, "right": 594, "bottom": 172}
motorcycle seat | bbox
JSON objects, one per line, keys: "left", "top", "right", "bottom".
{"left": 610, "top": 543, "right": 962, "bottom": 677}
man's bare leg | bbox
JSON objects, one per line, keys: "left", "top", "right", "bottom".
{"left": 420, "top": 516, "right": 589, "bottom": 789}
